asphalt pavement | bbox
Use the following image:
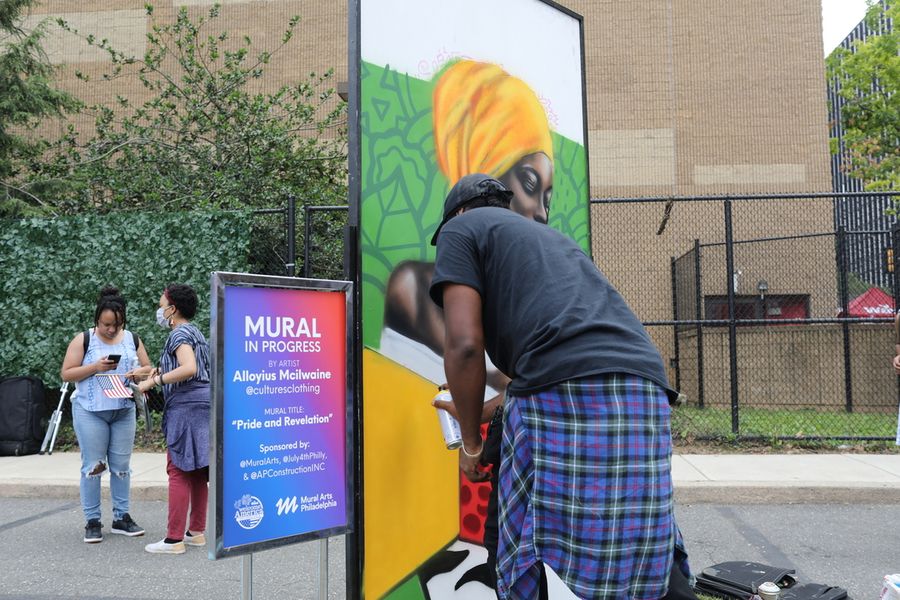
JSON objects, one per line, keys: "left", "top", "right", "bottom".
{"left": 1, "top": 451, "right": 899, "bottom": 599}
{"left": 3, "top": 451, "right": 900, "bottom": 503}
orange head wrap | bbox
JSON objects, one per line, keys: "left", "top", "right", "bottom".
{"left": 432, "top": 60, "right": 553, "bottom": 186}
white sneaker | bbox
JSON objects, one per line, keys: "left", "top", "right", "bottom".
{"left": 184, "top": 531, "right": 206, "bottom": 547}
{"left": 144, "top": 539, "right": 185, "bottom": 554}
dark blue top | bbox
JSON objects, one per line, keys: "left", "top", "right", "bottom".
{"left": 159, "top": 323, "right": 210, "bottom": 471}
{"left": 429, "top": 207, "right": 674, "bottom": 398}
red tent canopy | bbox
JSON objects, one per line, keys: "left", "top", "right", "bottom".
{"left": 841, "top": 287, "right": 895, "bottom": 318}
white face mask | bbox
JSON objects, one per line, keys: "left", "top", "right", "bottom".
{"left": 156, "top": 306, "right": 171, "bottom": 329}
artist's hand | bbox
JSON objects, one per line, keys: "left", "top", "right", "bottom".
{"left": 432, "top": 395, "right": 459, "bottom": 420}
{"left": 459, "top": 440, "right": 489, "bottom": 482}
{"left": 434, "top": 385, "right": 503, "bottom": 425}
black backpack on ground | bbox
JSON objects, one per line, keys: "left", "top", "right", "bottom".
{"left": 694, "top": 561, "right": 849, "bottom": 600}
{"left": 0, "top": 375, "right": 48, "bottom": 456}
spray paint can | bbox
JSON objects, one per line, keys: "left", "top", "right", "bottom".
{"left": 756, "top": 582, "right": 781, "bottom": 600}
{"left": 433, "top": 390, "right": 462, "bottom": 449}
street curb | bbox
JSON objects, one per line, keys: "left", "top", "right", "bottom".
{"left": 0, "top": 483, "right": 167, "bottom": 502}
{"left": 3, "top": 482, "right": 898, "bottom": 505}
{"left": 675, "top": 484, "right": 900, "bottom": 504}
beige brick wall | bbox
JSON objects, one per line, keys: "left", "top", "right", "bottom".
{"left": 23, "top": 10, "right": 147, "bottom": 64}
{"left": 676, "top": 325, "right": 896, "bottom": 414}
{"left": 29, "top": 1, "right": 347, "bottom": 140}
{"left": 31, "top": 1, "right": 842, "bottom": 400}
{"left": 589, "top": 128, "right": 676, "bottom": 188}
{"left": 32, "top": 0, "right": 830, "bottom": 195}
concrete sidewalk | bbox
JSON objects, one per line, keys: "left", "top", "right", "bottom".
{"left": 1, "top": 451, "right": 900, "bottom": 503}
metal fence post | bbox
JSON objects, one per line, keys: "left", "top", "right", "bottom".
{"left": 724, "top": 200, "right": 739, "bottom": 435}
{"left": 893, "top": 223, "right": 900, "bottom": 409}
{"left": 286, "top": 196, "right": 296, "bottom": 277}
{"left": 693, "top": 238, "right": 705, "bottom": 409}
{"left": 304, "top": 204, "right": 311, "bottom": 278}
{"left": 670, "top": 256, "right": 681, "bottom": 391}
{"left": 836, "top": 225, "right": 853, "bottom": 412}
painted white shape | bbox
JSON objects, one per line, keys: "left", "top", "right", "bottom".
{"left": 423, "top": 541, "right": 497, "bottom": 600}
{"left": 361, "top": 0, "right": 585, "bottom": 144}
{"left": 420, "top": 540, "right": 580, "bottom": 599}
{"left": 379, "top": 328, "right": 498, "bottom": 401}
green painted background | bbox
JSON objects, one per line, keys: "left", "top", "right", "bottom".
{"left": 360, "top": 61, "right": 589, "bottom": 348}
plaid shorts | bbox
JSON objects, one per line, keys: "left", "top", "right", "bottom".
{"left": 496, "top": 373, "right": 677, "bottom": 599}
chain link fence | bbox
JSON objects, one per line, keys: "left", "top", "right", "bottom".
{"left": 247, "top": 193, "right": 899, "bottom": 442}
{"left": 594, "top": 192, "right": 900, "bottom": 442}
{"left": 249, "top": 202, "right": 349, "bottom": 279}
{"left": 301, "top": 205, "right": 349, "bottom": 280}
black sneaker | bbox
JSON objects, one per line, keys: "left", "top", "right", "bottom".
{"left": 84, "top": 519, "right": 103, "bottom": 543}
{"left": 111, "top": 513, "right": 145, "bottom": 537}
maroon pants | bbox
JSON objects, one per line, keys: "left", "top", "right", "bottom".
{"left": 166, "top": 451, "right": 208, "bottom": 540}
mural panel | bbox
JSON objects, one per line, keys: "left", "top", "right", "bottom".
{"left": 358, "top": 1, "right": 588, "bottom": 597}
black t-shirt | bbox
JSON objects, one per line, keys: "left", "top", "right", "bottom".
{"left": 429, "top": 207, "right": 673, "bottom": 397}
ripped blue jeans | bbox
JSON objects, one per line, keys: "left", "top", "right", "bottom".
{"left": 72, "top": 402, "right": 136, "bottom": 522}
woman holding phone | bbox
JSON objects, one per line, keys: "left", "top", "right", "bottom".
{"left": 129, "top": 283, "right": 211, "bottom": 555}
{"left": 61, "top": 285, "right": 151, "bottom": 543}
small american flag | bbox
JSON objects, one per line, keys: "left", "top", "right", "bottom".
{"left": 96, "top": 374, "right": 133, "bottom": 399}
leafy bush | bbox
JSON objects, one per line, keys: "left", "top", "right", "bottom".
{"left": 0, "top": 209, "right": 250, "bottom": 386}
{"left": 25, "top": 4, "right": 347, "bottom": 215}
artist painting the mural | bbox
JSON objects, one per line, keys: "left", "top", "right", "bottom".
{"left": 430, "top": 174, "right": 692, "bottom": 598}
{"left": 358, "top": 2, "right": 598, "bottom": 595}
{"left": 382, "top": 60, "right": 554, "bottom": 593}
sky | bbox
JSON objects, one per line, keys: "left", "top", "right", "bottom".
{"left": 821, "top": 0, "right": 871, "bottom": 55}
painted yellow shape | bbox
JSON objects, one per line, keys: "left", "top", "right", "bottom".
{"left": 363, "top": 349, "right": 459, "bottom": 598}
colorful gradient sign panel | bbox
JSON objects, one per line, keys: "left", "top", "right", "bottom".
{"left": 221, "top": 285, "right": 347, "bottom": 549}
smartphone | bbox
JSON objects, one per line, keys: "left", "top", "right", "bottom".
{"left": 106, "top": 354, "right": 121, "bottom": 364}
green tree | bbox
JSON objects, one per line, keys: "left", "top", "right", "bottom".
{"left": 28, "top": 3, "right": 347, "bottom": 213}
{"left": 0, "top": 0, "right": 80, "bottom": 215}
{"left": 827, "top": 0, "right": 899, "bottom": 192}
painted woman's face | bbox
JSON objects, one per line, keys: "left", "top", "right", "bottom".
{"left": 501, "top": 152, "right": 553, "bottom": 224}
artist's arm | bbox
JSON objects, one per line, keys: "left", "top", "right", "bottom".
{"left": 442, "top": 283, "right": 489, "bottom": 482}
{"left": 136, "top": 343, "right": 197, "bottom": 393}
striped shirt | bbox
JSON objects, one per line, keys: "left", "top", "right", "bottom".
{"left": 159, "top": 323, "right": 210, "bottom": 398}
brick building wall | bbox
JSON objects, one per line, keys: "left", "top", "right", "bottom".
{"left": 27, "top": 1, "right": 848, "bottom": 402}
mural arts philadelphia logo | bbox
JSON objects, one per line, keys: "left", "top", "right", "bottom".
{"left": 276, "top": 496, "right": 299, "bottom": 515}
{"left": 234, "top": 494, "right": 264, "bottom": 530}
